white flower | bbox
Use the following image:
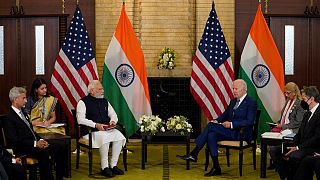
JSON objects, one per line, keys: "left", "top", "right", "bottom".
{"left": 166, "top": 115, "right": 193, "bottom": 135}
{"left": 138, "top": 115, "right": 165, "bottom": 135}
{"left": 161, "top": 127, "right": 165, "bottom": 132}
{"left": 157, "top": 47, "right": 176, "bottom": 70}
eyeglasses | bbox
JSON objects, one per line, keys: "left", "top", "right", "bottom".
{"left": 284, "top": 91, "right": 292, "bottom": 95}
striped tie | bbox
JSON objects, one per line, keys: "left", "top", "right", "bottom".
{"left": 19, "top": 111, "right": 37, "bottom": 140}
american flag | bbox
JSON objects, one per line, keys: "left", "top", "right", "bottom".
{"left": 190, "top": 4, "right": 234, "bottom": 120}
{"left": 50, "top": 6, "right": 98, "bottom": 128}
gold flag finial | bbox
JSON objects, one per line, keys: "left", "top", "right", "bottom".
{"left": 62, "top": 0, "right": 65, "bottom": 14}
{"left": 264, "top": 0, "right": 269, "bottom": 13}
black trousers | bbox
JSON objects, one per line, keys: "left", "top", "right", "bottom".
{"left": 27, "top": 148, "right": 53, "bottom": 180}
{"left": 2, "top": 161, "right": 24, "bottom": 180}
{"left": 269, "top": 145, "right": 315, "bottom": 179}
{"left": 294, "top": 155, "right": 320, "bottom": 180}
{"left": 47, "top": 138, "right": 68, "bottom": 180}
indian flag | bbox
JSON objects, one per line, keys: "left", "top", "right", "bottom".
{"left": 239, "top": 5, "right": 285, "bottom": 139}
{"left": 102, "top": 4, "right": 152, "bottom": 138}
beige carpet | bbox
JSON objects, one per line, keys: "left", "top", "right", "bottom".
{"left": 64, "top": 140, "right": 280, "bottom": 180}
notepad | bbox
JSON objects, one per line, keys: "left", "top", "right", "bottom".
{"left": 36, "top": 123, "right": 65, "bottom": 128}
{"left": 261, "top": 129, "right": 293, "bottom": 139}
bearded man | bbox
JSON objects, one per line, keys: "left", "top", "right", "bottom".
{"left": 76, "top": 80, "right": 126, "bottom": 177}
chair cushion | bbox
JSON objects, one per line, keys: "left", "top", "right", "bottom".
{"left": 26, "top": 158, "right": 38, "bottom": 165}
{"left": 79, "top": 138, "right": 89, "bottom": 145}
{"left": 218, "top": 140, "right": 248, "bottom": 147}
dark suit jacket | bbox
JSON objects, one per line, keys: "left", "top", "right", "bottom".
{"left": 294, "top": 105, "right": 320, "bottom": 150}
{"left": 216, "top": 95, "right": 257, "bottom": 140}
{"left": 3, "top": 108, "right": 41, "bottom": 156}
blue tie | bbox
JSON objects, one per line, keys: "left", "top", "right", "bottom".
{"left": 233, "top": 100, "right": 240, "bottom": 117}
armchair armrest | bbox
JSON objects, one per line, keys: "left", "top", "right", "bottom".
{"left": 78, "top": 124, "right": 93, "bottom": 147}
{"left": 115, "top": 123, "right": 126, "bottom": 138}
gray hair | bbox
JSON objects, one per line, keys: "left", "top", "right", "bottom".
{"left": 87, "top": 80, "right": 100, "bottom": 94}
{"left": 9, "top": 87, "right": 26, "bottom": 102}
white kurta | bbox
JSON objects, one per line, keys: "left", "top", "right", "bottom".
{"left": 76, "top": 100, "right": 126, "bottom": 148}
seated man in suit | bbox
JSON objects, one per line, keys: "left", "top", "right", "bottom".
{"left": 0, "top": 144, "right": 24, "bottom": 180}
{"left": 76, "top": 80, "right": 126, "bottom": 177}
{"left": 3, "top": 87, "right": 54, "bottom": 180}
{"left": 276, "top": 86, "right": 320, "bottom": 180}
{"left": 293, "top": 154, "right": 320, "bottom": 180}
{"left": 178, "top": 79, "right": 257, "bottom": 176}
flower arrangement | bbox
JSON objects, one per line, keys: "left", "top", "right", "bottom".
{"left": 139, "top": 115, "right": 166, "bottom": 135}
{"left": 166, "top": 115, "right": 193, "bottom": 136}
{"left": 157, "top": 47, "right": 176, "bottom": 70}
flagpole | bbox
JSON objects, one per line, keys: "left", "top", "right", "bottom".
{"left": 62, "top": 0, "right": 65, "bottom": 14}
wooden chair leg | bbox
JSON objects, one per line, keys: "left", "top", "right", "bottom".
{"left": 205, "top": 147, "right": 209, "bottom": 171}
{"left": 89, "top": 149, "right": 93, "bottom": 175}
{"left": 76, "top": 144, "right": 80, "bottom": 169}
{"left": 123, "top": 145, "right": 128, "bottom": 171}
{"left": 28, "top": 166, "right": 37, "bottom": 180}
{"left": 226, "top": 148, "right": 230, "bottom": 167}
{"left": 239, "top": 149, "right": 243, "bottom": 176}
{"left": 253, "top": 145, "right": 256, "bottom": 170}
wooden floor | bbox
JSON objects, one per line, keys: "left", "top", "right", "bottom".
{"left": 64, "top": 140, "right": 280, "bottom": 180}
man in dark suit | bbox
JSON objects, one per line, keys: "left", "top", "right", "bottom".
{"left": 0, "top": 144, "right": 24, "bottom": 179}
{"left": 276, "top": 86, "right": 320, "bottom": 180}
{"left": 3, "top": 87, "right": 54, "bottom": 180}
{"left": 178, "top": 79, "right": 257, "bottom": 176}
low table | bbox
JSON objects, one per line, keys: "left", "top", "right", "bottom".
{"left": 141, "top": 132, "right": 191, "bottom": 170}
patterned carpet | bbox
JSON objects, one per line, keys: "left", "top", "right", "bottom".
{"left": 66, "top": 140, "right": 279, "bottom": 180}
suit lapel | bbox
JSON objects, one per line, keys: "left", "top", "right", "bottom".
{"left": 237, "top": 95, "right": 248, "bottom": 110}
{"left": 304, "top": 107, "right": 320, "bottom": 134}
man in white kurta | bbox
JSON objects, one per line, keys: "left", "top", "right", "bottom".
{"left": 76, "top": 80, "right": 126, "bottom": 177}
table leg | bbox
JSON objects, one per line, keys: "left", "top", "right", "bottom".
{"left": 260, "top": 139, "right": 267, "bottom": 178}
{"left": 67, "top": 138, "right": 71, "bottom": 177}
{"left": 186, "top": 136, "right": 190, "bottom": 170}
{"left": 141, "top": 135, "right": 145, "bottom": 169}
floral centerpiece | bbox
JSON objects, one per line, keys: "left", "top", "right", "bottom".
{"left": 138, "top": 115, "right": 165, "bottom": 135}
{"left": 166, "top": 115, "right": 193, "bottom": 136}
{"left": 157, "top": 47, "right": 176, "bottom": 70}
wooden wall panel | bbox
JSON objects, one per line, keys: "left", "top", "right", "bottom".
{"left": 310, "top": 18, "right": 320, "bottom": 86}
{"left": 269, "top": 17, "right": 309, "bottom": 88}
{"left": 0, "top": 18, "right": 18, "bottom": 113}
{"left": 0, "top": 0, "right": 15, "bottom": 15}
{"left": 0, "top": 0, "right": 95, "bottom": 51}
{"left": 19, "top": 17, "right": 60, "bottom": 88}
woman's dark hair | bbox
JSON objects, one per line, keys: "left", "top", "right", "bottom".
{"left": 29, "top": 78, "right": 49, "bottom": 100}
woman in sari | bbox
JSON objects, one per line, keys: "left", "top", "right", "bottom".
{"left": 24, "top": 78, "right": 68, "bottom": 179}
{"left": 24, "top": 78, "right": 65, "bottom": 135}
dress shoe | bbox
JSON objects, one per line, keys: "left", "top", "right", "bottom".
{"left": 177, "top": 154, "right": 197, "bottom": 162}
{"left": 111, "top": 166, "right": 124, "bottom": 175}
{"left": 204, "top": 168, "right": 222, "bottom": 176}
{"left": 267, "top": 164, "right": 275, "bottom": 170}
{"left": 100, "top": 167, "right": 115, "bottom": 177}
